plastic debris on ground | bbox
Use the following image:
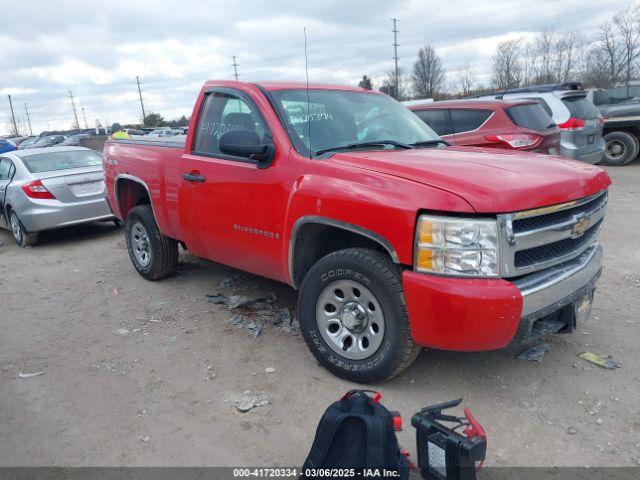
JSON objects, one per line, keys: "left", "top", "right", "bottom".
{"left": 16, "top": 371, "right": 46, "bottom": 379}
{"left": 517, "top": 343, "right": 551, "bottom": 363}
{"left": 206, "top": 289, "right": 298, "bottom": 337}
{"left": 578, "top": 351, "right": 621, "bottom": 369}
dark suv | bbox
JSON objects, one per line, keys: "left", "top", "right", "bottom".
{"left": 408, "top": 99, "right": 561, "bottom": 155}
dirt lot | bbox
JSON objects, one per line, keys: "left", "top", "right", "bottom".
{"left": 0, "top": 163, "right": 638, "bottom": 468}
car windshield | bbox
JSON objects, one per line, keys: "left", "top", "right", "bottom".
{"left": 22, "top": 150, "right": 103, "bottom": 173}
{"left": 271, "top": 89, "right": 440, "bottom": 156}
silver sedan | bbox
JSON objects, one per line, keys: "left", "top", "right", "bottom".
{"left": 0, "top": 146, "right": 115, "bottom": 246}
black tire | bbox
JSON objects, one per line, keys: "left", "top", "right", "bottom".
{"left": 298, "top": 248, "right": 420, "bottom": 383}
{"left": 601, "top": 131, "right": 639, "bottom": 166}
{"left": 124, "top": 204, "right": 178, "bottom": 280}
{"left": 9, "top": 210, "right": 38, "bottom": 247}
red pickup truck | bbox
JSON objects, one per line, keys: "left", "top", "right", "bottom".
{"left": 104, "top": 80, "right": 611, "bottom": 383}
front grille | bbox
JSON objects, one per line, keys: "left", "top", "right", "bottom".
{"left": 499, "top": 190, "right": 607, "bottom": 277}
{"left": 514, "top": 220, "right": 602, "bottom": 268}
{"left": 512, "top": 193, "right": 607, "bottom": 233}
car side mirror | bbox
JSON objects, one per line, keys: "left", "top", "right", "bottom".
{"left": 219, "top": 129, "right": 275, "bottom": 168}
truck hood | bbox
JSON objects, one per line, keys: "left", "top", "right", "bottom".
{"left": 329, "top": 146, "right": 611, "bottom": 213}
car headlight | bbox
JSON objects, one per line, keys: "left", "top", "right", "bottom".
{"left": 415, "top": 215, "right": 499, "bottom": 277}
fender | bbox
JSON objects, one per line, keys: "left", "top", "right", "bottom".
{"left": 114, "top": 174, "right": 159, "bottom": 221}
{"left": 288, "top": 215, "right": 399, "bottom": 288}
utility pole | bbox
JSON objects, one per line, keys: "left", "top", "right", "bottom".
{"left": 231, "top": 56, "right": 239, "bottom": 81}
{"left": 80, "top": 101, "right": 88, "bottom": 129}
{"left": 136, "top": 76, "right": 146, "bottom": 125}
{"left": 23, "top": 103, "right": 33, "bottom": 136}
{"left": 7, "top": 95, "right": 18, "bottom": 136}
{"left": 391, "top": 18, "right": 400, "bottom": 100}
{"left": 69, "top": 90, "right": 80, "bottom": 131}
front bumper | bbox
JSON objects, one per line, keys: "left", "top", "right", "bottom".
{"left": 403, "top": 243, "right": 602, "bottom": 351}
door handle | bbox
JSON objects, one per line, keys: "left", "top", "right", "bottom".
{"left": 182, "top": 172, "right": 206, "bottom": 183}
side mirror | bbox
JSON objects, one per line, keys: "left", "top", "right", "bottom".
{"left": 219, "top": 129, "right": 275, "bottom": 168}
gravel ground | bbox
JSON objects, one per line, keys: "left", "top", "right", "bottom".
{"left": 0, "top": 163, "right": 638, "bottom": 467}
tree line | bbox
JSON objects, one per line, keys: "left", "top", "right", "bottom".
{"left": 359, "top": 3, "right": 640, "bottom": 100}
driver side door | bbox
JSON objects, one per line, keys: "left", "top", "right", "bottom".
{"left": 178, "top": 88, "right": 289, "bottom": 281}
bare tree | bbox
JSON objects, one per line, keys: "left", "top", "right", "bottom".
{"left": 455, "top": 63, "right": 477, "bottom": 96}
{"left": 380, "top": 69, "right": 409, "bottom": 99}
{"left": 614, "top": 4, "right": 640, "bottom": 89}
{"left": 411, "top": 45, "right": 446, "bottom": 98}
{"left": 492, "top": 39, "right": 523, "bottom": 89}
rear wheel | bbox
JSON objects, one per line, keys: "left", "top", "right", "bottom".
{"left": 9, "top": 211, "right": 38, "bottom": 247}
{"left": 298, "top": 248, "right": 420, "bottom": 383}
{"left": 124, "top": 205, "right": 178, "bottom": 280}
{"left": 601, "top": 131, "right": 638, "bottom": 166}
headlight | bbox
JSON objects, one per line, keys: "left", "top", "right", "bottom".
{"left": 415, "top": 215, "right": 499, "bottom": 277}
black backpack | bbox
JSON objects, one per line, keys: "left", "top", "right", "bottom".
{"left": 301, "top": 390, "right": 410, "bottom": 479}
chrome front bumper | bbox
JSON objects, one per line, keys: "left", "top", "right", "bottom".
{"left": 510, "top": 243, "right": 602, "bottom": 344}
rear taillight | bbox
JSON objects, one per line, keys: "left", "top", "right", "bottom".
{"left": 484, "top": 133, "right": 542, "bottom": 149}
{"left": 558, "top": 117, "right": 586, "bottom": 130}
{"left": 598, "top": 115, "right": 605, "bottom": 125}
{"left": 21, "top": 180, "right": 55, "bottom": 199}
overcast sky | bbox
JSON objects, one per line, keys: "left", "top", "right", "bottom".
{"left": 0, "top": 0, "right": 636, "bottom": 135}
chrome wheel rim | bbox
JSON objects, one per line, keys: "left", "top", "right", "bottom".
{"left": 10, "top": 213, "right": 22, "bottom": 243}
{"left": 605, "top": 140, "right": 625, "bottom": 160}
{"left": 131, "top": 222, "right": 152, "bottom": 267}
{"left": 315, "top": 279, "right": 385, "bottom": 360}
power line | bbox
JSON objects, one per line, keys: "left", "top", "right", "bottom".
{"left": 7, "top": 95, "right": 18, "bottom": 136}
{"left": 23, "top": 103, "right": 33, "bottom": 136}
{"left": 231, "top": 55, "right": 239, "bottom": 80}
{"left": 392, "top": 18, "right": 399, "bottom": 99}
{"left": 68, "top": 90, "right": 80, "bottom": 131}
{"left": 136, "top": 76, "right": 147, "bottom": 124}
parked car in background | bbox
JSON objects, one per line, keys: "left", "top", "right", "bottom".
{"left": 124, "top": 128, "right": 146, "bottom": 136}
{"left": 7, "top": 136, "right": 33, "bottom": 147}
{"left": 23, "top": 135, "right": 66, "bottom": 149}
{"left": 60, "top": 133, "right": 91, "bottom": 146}
{"left": 408, "top": 99, "right": 561, "bottom": 155}
{"left": 585, "top": 88, "right": 640, "bottom": 166}
{"left": 18, "top": 137, "right": 40, "bottom": 149}
{"left": 0, "top": 139, "right": 17, "bottom": 154}
{"left": 147, "top": 128, "right": 178, "bottom": 137}
{"left": 481, "top": 83, "right": 604, "bottom": 164}
{"left": 0, "top": 147, "right": 115, "bottom": 246}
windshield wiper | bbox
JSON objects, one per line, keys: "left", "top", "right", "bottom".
{"left": 410, "top": 139, "right": 451, "bottom": 147}
{"left": 314, "top": 140, "right": 414, "bottom": 156}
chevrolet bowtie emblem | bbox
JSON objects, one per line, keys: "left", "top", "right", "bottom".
{"left": 571, "top": 216, "right": 590, "bottom": 238}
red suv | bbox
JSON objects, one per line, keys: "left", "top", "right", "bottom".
{"left": 408, "top": 99, "right": 561, "bottom": 155}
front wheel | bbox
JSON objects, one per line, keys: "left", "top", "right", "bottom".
{"left": 601, "top": 131, "right": 639, "bottom": 166}
{"left": 124, "top": 205, "right": 178, "bottom": 280}
{"left": 298, "top": 248, "right": 420, "bottom": 383}
{"left": 9, "top": 211, "right": 38, "bottom": 247}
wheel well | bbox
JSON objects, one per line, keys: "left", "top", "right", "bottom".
{"left": 291, "top": 222, "right": 395, "bottom": 288}
{"left": 116, "top": 178, "right": 150, "bottom": 219}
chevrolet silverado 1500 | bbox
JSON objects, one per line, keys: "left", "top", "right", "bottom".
{"left": 104, "top": 81, "right": 611, "bottom": 383}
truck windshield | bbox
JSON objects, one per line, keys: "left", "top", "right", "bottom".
{"left": 270, "top": 89, "right": 440, "bottom": 157}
